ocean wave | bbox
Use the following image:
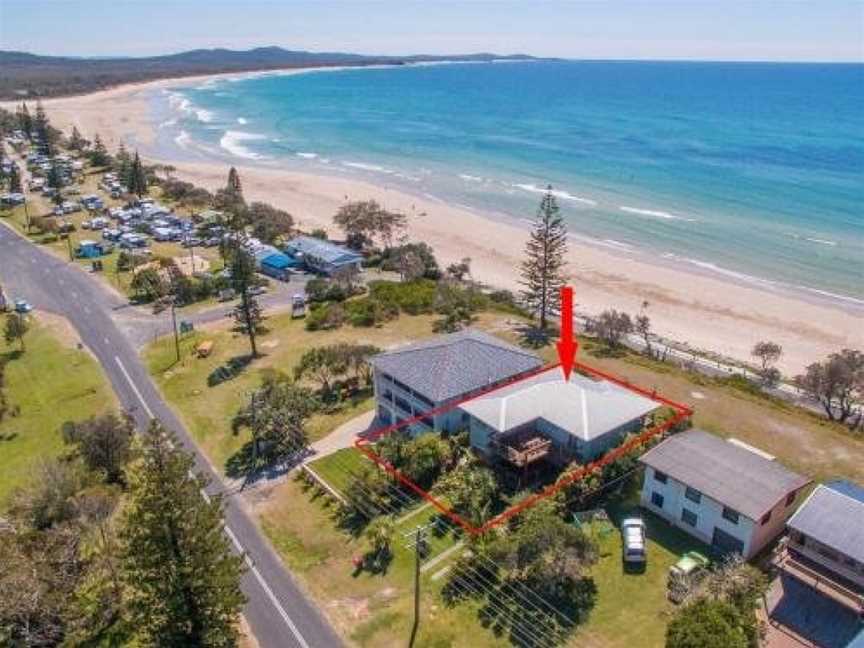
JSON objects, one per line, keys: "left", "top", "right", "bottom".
{"left": 296, "top": 152, "right": 318, "bottom": 159}
{"left": 599, "top": 238, "right": 634, "bottom": 251}
{"left": 619, "top": 206, "right": 695, "bottom": 222}
{"left": 159, "top": 118, "right": 178, "bottom": 129}
{"left": 513, "top": 183, "right": 597, "bottom": 206}
{"left": 342, "top": 161, "right": 392, "bottom": 173}
{"left": 666, "top": 253, "right": 777, "bottom": 288}
{"left": 167, "top": 92, "right": 214, "bottom": 123}
{"left": 797, "top": 286, "right": 864, "bottom": 307}
{"left": 805, "top": 237, "right": 838, "bottom": 247}
{"left": 219, "top": 130, "right": 267, "bottom": 160}
{"left": 459, "top": 174, "right": 484, "bottom": 183}
{"left": 237, "top": 117, "right": 248, "bottom": 125}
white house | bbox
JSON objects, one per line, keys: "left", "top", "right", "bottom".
{"left": 458, "top": 368, "right": 660, "bottom": 466}
{"left": 639, "top": 430, "right": 810, "bottom": 558}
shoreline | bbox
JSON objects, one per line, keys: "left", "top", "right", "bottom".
{"left": 14, "top": 70, "right": 864, "bottom": 374}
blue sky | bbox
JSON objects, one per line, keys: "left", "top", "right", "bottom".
{"left": 1, "top": 0, "right": 861, "bottom": 62}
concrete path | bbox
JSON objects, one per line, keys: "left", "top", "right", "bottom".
{"left": 308, "top": 410, "right": 377, "bottom": 460}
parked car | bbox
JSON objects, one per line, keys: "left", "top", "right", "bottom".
{"left": 248, "top": 285, "right": 267, "bottom": 296}
{"left": 181, "top": 237, "right": 202, "bottom": 248}
{"left": 667, "top": 551, "right": 710, "bottom": 603}
{"left": 14, "top": 299, "right": 33, "bottom": 313}
{"left": 621, "top": 517, "right": 647, "bottom": 564}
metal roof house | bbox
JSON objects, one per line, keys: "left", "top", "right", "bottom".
{"left": 370, "top": 329, "right": 542, "bottom": 436}
{"left": 284, "top": 236, "right": 363, "bottom": 276}
{"left": 639, "top": 430, "right": 810, "bottom": 558}
{"left": 782, "top": 480, "right": 864, "bottom": 598}
{"left": 459, "top": 369, "right": 660, "bottom": 466}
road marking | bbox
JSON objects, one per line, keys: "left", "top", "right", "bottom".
{"left": 114, "top": 356, "right": 154, "bottom": 418}
{"left": 117, "top": 356, "right": 310, "bottom": 646}
{"left": 224, "top": 525, "right": 311, "bottom": 648}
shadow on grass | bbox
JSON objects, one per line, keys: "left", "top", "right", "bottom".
{"left": 207, "top": 353, "right": 257, "bottom": 387}
{"left": 514, "top": 324, "right": 554, "bottom": 349}
{"left": 224, "top": 439, "right": 313, "bottom": 485}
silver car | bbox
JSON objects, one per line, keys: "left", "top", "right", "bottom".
{"left": 621, "top": 517, "right": 647, "bottom": 564}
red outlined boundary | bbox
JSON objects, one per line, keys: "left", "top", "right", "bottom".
{"left": 354, "top": 359, "right": 693, "bottom": 536}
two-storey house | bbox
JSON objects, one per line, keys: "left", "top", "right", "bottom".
{"left": 639, "top": 429, "right": 810, "bottom": 558}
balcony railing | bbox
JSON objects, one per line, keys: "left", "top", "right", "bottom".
{"left": 492, "top": 433, "right": 552, "bottom": 468}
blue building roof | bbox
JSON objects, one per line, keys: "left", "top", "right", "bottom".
{"left": 261, "top": 252, "right": 297, "bottom": 270}
{"left": 826, "top": 479, "right": 864, "bottom": 504}
{"left": 285, "top": 236, "right": 362, "bottom": 266}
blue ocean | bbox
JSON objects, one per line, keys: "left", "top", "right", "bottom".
{"left": 150, "top": 61, "right": 864, "bottom": 304}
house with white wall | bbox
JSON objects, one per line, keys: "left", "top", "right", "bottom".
{"left": 370, "top": 329, "right": 543, "bottom": 436}
{"left": 458, "top": 369, "right": 660, "bottom": 466}
{"left": 639, "top": 429, "right": 810, "bottom": 559}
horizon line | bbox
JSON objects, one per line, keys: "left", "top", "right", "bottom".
{"left": 3, "top": 47, "right": 862, "bottom": 66}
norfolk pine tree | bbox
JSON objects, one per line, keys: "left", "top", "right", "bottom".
{"left": 228, "top": 243, "right": 264, "bottom": 357}
{"left": 120, "top": 420, "right": 245, "bottom": 647}
{"left": 129, "top": 151, "right": 148, "bottom": 196}
{"left": 519, "top": 186, "right": 569, "bottom": 330}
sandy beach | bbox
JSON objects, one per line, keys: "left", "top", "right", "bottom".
{"left": 13, "top": 73, "right": 862, "bottom": 375}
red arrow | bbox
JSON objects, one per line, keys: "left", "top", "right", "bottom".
{"left": 556, "top": 286, "right": 578, "bottom": 381}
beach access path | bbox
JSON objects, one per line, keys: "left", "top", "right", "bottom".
{"left": 0, "top": 223, "right": 342, "bottom": 648}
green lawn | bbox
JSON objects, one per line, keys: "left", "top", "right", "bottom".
{"left": 259, "top": 475, "right": 511, "bottom": 648}
{"left": 307, "top": 447, "right": 371, "bottom": 494}
{"left": 142, "top": 310, "right": 515, "bottom": 475}
{"left": 0, "top": 315, "right": 116, "bottom": 506}
{"left": 572, "top": 494, "right": 709, "bottom": 648}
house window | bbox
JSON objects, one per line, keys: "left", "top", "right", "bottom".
{"left": 785, "top": 492, "right": 796, "bottom": 507}
{"left": 760, "top": 511, "right": 772, "bottom": 525}
{"left": 722, "top": 507, "right": 739, "bottom": 525}
{"left": 654, "top": 470, "right": 668, "bottom": 484}
{"left": 651, "top": 492, "right": 664, "bottom": 509}
{"left": 685, "top": 487, "right": 702, "bottom": 504}
{"left": 681, "top": 509, "right": 698, "bottom": 527}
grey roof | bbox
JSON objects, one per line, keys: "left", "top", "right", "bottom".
{"left": 787, "top": 481, "right": 864, "bottom": 564}
{"left": 370, "top": 329, "right": 542, "bottom": 403}
{"left": 458, "top": 369, "right": 659, "bottom": 441}
{"left": 639, "top": 429, "right": 810, "bottom": 520}
{"left": 285, "top": 236, "right": 362, "bottom": 265}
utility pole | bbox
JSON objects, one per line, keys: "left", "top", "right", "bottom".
{"left": 65, "top": 226, "right": 74, "bottom": 261}
{"left": 170, "top": 297, "right": 180, "bottom": 362}
{"left": 406, "top": 524, "right": 428, "bottom": 647}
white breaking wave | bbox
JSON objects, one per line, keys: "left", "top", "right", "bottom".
{"left": 798, "top": 286, "right": 864, "bottom": 307}
{"left": 237, "top": 117, "right": 248, "bottom": 125}
{"left": 159, "top": 118, "right": 178, "bottom": 129}
{"left": 513, "top": 183, "right": 597, "bottom": 206}
{"left": 219, "top": 130, "right": 267, "bottom": 160}
{"left": 342, "top": 161, "right": 392, "bottom": 173}
{"left": 167, "top": 91, "right": 214, "bottom": 123}
{"left": 805, "top": 237, "right": 838, "bottom": 247}
{"left": 668, "top": 254, "right": 777, "bottom": 288}
{"left": 296, "top": 152, "right": 318, "bottom": 159}
{"left": 459, "top": 174, "right": 484, "bottom": 183}
{"left": 619, "top": 206, "right": 695, "bottom": 222}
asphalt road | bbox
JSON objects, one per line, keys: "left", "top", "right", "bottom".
{"left": 0, "top": 223, "right": 342, "bottom": 648}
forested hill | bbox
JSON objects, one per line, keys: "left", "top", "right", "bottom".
{"left": 0, "top": 47, "right": 540, "bottom": 99}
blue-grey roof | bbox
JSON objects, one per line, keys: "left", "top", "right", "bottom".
{"left": 459, "top": 369, "right": 659, "bottom": 441}
{"left": 285, "top": 236, "right": 362, "bottom": 266}
{"left": 261, "top": 252, "right": 297, "bottom": 270}
{"left": 787, "top": 481, "right": 864, "bottom": 564}
{"left": 370, "top": 329, "right": 542, "bottom": 403}
{"left": 639, "top": 429, "right": 810, "bottom": 520}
